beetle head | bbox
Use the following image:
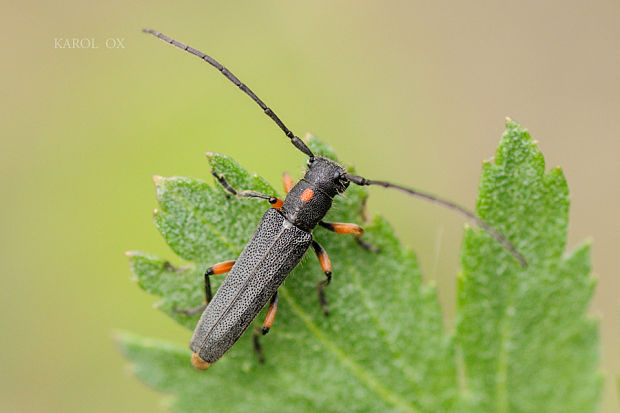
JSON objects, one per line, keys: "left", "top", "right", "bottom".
{"left": 304, "top": 156, "right": 349, "bottom": 197}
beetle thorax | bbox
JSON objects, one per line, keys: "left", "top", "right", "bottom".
{"left": 280, "top": 157, "right": 349, "bottom": 231}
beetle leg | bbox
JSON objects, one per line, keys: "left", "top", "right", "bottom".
{"left": 282, "top": 171, "right": 294, "bottom": 194}
{"left": 252, "top": 327, "right": 266, "bottom": 364}
{"left": 261, "top": 291, "right": 279, "bottom": 335}
{"left": 319, "top": 221, "right": 380, "bottom": 252}
{"left": 212, "top": 170, "right": 284, "bottom": 209}
{"left": 173, "top": 303, "right": 207, "bottom": 316}
{"left": 353, "top": 237, "right": 380, "bottom": 252}
{"left": 173, "top": 260, "right": 236, "bottom": 315}
{"left": 211, "top": 169, "right": 238, "bottom": 195}
{"left": 203, "top": 260, "right": 235, "bottom": 302}
{"left": 251, "top": 290, "right": 280, "bottom": 364}
{"left": 312, "top": 240, "right": 332, "bottom": 316}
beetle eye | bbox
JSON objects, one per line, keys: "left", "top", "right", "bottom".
{"left": 333, "top": 171, "right": 349, "bottom": 193}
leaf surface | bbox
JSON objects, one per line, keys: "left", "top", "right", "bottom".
{"left": 456, "top": 119, "right": 600, "bottom": 412}
{"left": 120, "top": 124, "right": 599, "bottom": 412}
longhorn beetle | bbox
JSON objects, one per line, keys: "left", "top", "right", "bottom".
{"left": 142, "top": 28, "right": 526, "bottom": 370}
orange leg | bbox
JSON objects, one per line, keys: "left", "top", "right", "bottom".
{"left": 261, "top": 291, "right": 279, "bottom": 335}
{"left": 319, "top": 222, "right": 364, "bottom": 235}
{"left": 204, "top": 260, "right": 235, "bottom": 302}
{"left": 208, "top": 260, "right": 235, "bottom": 274}
{"left": 312, "top": 240, "right": 332, "bottom": 316}
{"left": 255, "top": 290, "right": 280, "bottom": 364}
{"left": 319, "top": 221, "right": 380, "bottom": 252}
{"left": 173, "top": 259, "right": 236, "bottom": 316}
{"left": 282, "top": 172, "right": 294, "bottom": 194}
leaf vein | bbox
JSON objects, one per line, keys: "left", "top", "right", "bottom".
{"left": 279, "top": 286, "right": 418, "bottom": 413}
{"left": 344, "top": 252, "right": 421, "bottom": 392}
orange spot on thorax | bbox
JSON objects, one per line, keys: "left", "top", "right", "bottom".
{"left": 300, "top": 188, "right": 314, "bottom": 202}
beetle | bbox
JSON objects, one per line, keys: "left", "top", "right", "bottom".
{"left": 142, "top": 28, "right": 526, "bottom": 370}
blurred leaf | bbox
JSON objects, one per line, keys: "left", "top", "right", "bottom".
{"left": 120, "top": 124, "right": 600, "bottom": 412}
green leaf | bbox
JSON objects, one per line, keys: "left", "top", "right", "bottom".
{"left": 120, "top": 124, "right": 600, "bottom": 412}
{"left": 456, "top": 119, "right": 601, "bottom": 412}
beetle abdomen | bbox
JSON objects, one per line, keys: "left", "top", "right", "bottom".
{"left": 190, "top": 208, "right": 312, "bottom": 364}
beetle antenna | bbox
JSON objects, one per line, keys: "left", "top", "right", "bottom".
{"left": 345, "top": 173, "right": 527, "bottom": 267}
{"left": 142, "top": 28, "right": 315, "bottom": 160}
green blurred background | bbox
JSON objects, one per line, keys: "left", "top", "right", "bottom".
{"left": 1, "top": 1, "right": 618, "bottom": 412}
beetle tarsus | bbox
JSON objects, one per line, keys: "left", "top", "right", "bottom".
{"left": 173, "top": 303, "right": 207, "bottom": 316}
{"left": 252, "top": 328, "right": 266, "bottom": 364}
{"left": 318, "top": 279, "right": 330, "bottom": 316}
{"left": 211, "top": 170, "right": 238, "bottom": 195}
{"left": 354, "top": 236, "right": 381, "bottom": 253}
{"left": 312, "top": 240, "right": 332, "bottom": 316}
{"left": 212, "top": 170, "right": 283, "bottom": 209}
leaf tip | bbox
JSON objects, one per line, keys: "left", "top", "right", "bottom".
{"left": 112, "top": 330, "right": 135, "bottom": 356}
{"left": 152, "top": 174, "right": 164, "bottom": 184}
{"left": 110, "top": 329, "right": 123, "bottom": 343}
{"left": 205, "top": 151, "right": 213, "bottom": 158}
{"left": 576, "top": 237, "right": 594, "bottom": 254}
{"left": 502, "top": 116, "right": 528, "bottom": 136}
